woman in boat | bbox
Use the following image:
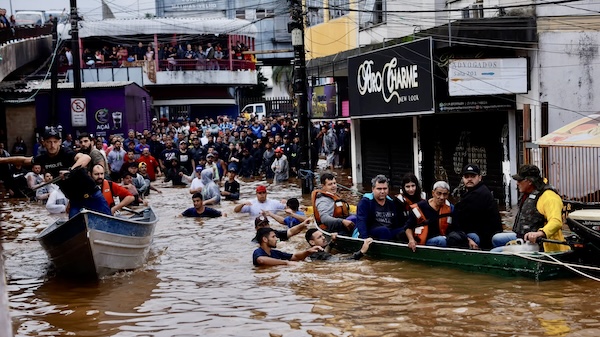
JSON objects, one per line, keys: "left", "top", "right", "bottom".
{"left": 394, "top": 173, "right": 426, "bottom": 227}
{"left": 404, "top": 181, "right": 458, "bottom": 252}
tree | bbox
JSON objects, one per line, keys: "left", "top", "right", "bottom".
{"left": 272, "top": 65, "right": 294, "bottom": 97}
{"left": 240, "top": 67, "right": 268, "bottom": 98}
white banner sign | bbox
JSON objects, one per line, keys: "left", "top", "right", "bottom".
{"left": 71, "top": 98, "right": 87, "bottom": 127}
{"left": 448, "top": 58, "right": 527, "bottom": 96}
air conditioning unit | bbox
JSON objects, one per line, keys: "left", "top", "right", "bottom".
{"left": 469, "top": 3, "right": 484, "bottom": 19}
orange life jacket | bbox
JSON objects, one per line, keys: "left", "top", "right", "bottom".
{"left": 311, "top": 189, "right": 350, "bottom": 231}
{"left": 410, "top": 200, "right": 453, "bottom": 245}
{"left": 100, "top": 180, "right": 116, "bottom": 207}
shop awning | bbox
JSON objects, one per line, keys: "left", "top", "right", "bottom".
{"left": 536, "top": 114, "right": 600, "bottom": 147}
{"left": 79, "top": 17, "right": 258, "bottom": 38}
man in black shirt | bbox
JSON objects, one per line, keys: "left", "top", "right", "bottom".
{"left": 0, "top": 127, "right": 111, "bottom": 218}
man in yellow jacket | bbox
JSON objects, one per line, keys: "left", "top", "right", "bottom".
{"left": 492, "top": 164, "right": 569, "bottom": 252}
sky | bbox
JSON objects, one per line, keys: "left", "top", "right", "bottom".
{"left": 0, "top": 0, "right": 157, "bottom": 20}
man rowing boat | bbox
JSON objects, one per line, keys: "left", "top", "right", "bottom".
{"left": 0, "top": 127, "right": 111, "bottom": 218}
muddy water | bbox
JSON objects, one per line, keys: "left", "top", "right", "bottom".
{"left": 2, "top": 177, "right": 600, "bottom": 337}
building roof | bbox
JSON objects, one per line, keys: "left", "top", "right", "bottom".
{"left": 79, "top": 17, "right": 258, "bottom": 38}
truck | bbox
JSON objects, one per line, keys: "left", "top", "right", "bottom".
{"left": 240, "top": 98, "right": 295, "bottom": 120}
{"left": 14, "top": 11, "right": 46, "bottom": 27}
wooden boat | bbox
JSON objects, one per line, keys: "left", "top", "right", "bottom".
{"left": 37, "top": 208, "right": 158, "bottom": 278}
{"left": 318, "top": 228, "right": 576, "bottom": 281}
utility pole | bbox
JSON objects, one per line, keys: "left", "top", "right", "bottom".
{"left": 70, "top": 0, "right": 82, "bottom": 96}
{"left": 289, "top": 0, "right": 312, "bottom": 194}
{"left": 50, "top": 16, "right": 59, "bottom": 126}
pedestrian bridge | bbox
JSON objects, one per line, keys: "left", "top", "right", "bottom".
{"left": 0, "top": 27, "right": 53, "bottom": 82}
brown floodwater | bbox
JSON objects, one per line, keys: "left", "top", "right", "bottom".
{"left": 2, "top": 174, "right": 600, "bottom": 337}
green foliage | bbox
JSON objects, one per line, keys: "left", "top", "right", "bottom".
{"left": 240, "top": 67, "right": 268, "bottom": 99}
{"left": 272, "top": 65, "right": 294, "bottom": 97}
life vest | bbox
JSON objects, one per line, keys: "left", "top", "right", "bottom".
{"left": 311, "top": 189, "right": 350, "bottom": 230}
{"left": 100, "top": 180, "right": 116, "bottom": 207}
{"left": 513, "top": 185, "right": 557, "bottom": 237}
{"left": 410, "top": 200, "right": 453, "bottom": 245}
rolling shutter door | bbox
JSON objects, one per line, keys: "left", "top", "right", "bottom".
{"left": 360, "top": 118, "right": 414, "bottom": 189}
{"left": 420, "top": 112, "right": 507, "bottom": 205}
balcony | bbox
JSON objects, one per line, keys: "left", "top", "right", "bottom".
{"left": 65, "top": 58, "right": 258, "bottom": 87}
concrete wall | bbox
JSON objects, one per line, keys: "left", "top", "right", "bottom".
{"left": 0, "top": 36, "right": 52, "bottom": 82}
{"left": 537, "top": 29, "right": 600, "bottom": 131}
{"left": 153, "top": 69, "right": 257, "bottom": 85}
{"left": 5, "top": 104, "right": 37, "bottom": 155}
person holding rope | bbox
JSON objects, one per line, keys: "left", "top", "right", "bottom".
{"left": 312, "top": 172, "right": 355, "bottom": 236}
{"left": 491, "top": 165, "right": 570, "bottom": 253}
{"left": 0, "top": 127, "right": 111, "bottom": 218}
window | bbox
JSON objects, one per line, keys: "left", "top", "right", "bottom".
{"left": 256, "top": 9, "right": 275, "bottom": 19}
{"left": 236, "top": 10, "right": 245, "bottom": 19}
{"left": 360, "top": 0, "right": 385, "bottom": 28}
{"left": 329, "top": 0, "right": 349, "bottom": 20}
{"left": 307, "top": 0, "right": 325, "bottom": 27}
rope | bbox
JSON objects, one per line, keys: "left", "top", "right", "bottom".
{"left": 335, "top": 182, "right": 364, "bottom": 196}
{"left": 512, "top": 251, "right": 600, "bottom": 282}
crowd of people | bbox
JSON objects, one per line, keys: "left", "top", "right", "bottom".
{"left": 0, "top": 113, "right": 567, "bottom": 266}
{"left": 63, "top": 40, "right": 253, "bottom": 71}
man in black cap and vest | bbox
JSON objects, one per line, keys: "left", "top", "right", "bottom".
{"left": 453, "top": 163, "right": 503, "bottom": 249}
{"left": 491, "top": 164, "right": 569, "bottom": 252}
{"left": 0, "top": 126, "right": 111, "bottom": 218}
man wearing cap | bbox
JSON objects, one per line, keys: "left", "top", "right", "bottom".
{"left": 453, "top": 164, "right": 503, "bottom": 250}
{"left": 253, "top": 227, "right": 321, "bottom": 267}
{"left": 137, "top": 147, "right": 161, "bottom": 181}
{"left": 270, "top": 147, "right": 289, "bottom": 183}
{"left": 491, "top": 164, "right": 570, "bottom": 252}
{"left": 233, "top": 185, "right": 286, "bottom": 216}
{"left": 0, "top": 127, "right": 111, "bottom": 217}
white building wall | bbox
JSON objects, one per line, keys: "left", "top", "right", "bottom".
{"left": 537, "top": 30, "right": 600, "bottom": 130}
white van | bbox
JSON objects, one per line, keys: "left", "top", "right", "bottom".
{"left": 15, "top": 11, "right": 46, "bottom": 26}
{"left": 241, "top": 103, "right": 266, "bottom": 120}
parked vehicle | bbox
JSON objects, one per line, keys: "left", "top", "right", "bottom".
{"left": 240, "top": 99, "right": 295, "bottom": 120}
{"left": 15, "top": 11, "right": 46, "bottom": 27}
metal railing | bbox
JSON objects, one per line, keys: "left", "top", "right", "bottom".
{"left": 0, "top": 25, "right": 52, "bottom": 44}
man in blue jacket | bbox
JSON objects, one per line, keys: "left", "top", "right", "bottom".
{"left": 356, "top": 174, "right": 403, "bottom": 241}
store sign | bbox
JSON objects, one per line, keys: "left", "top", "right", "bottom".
{"left": 448, "top": 58, "right": 528, "bottom": 96}
{"left": 348, "top": 38, "right": 434, "bottom": 118}
{"left": 309, "top": 84, "right": 338, "bottom": 118}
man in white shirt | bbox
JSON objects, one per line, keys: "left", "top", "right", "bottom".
{"left": 233, "top": 185, "right": 285, "bottom": 216}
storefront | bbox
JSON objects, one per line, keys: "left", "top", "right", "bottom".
{"left": 347, "top": 38, "right": 434, "bottom": 190}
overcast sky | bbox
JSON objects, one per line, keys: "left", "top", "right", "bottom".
{"left": 0, "top": 0, "right": 157, "bottom": 20}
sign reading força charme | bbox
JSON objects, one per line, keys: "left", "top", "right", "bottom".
{"left": 348, "top": 37, "right": 434, "bottom": 117}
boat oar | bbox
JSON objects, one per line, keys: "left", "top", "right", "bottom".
{"left": 28, "top": 175, "right": 65, "bottom": 194}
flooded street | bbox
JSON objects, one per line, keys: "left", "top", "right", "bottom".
{"left": 2, "top": 177, "right": 600, "bottom": 337}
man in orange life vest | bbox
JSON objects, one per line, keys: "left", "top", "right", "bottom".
{"left": 91, "top": 164, "right": 135, "bottom": 215}
{"left": 312, "top": 172, "right": 355, "bottom": 235}
{"left": 404, "top": 181, "right": 456, "bottom": 252}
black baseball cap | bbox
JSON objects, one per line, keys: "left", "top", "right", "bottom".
{"left": 43, "top": 126, "right": 60, "bottom": 140}
{"left": 461, "top": 164, "right": 481, "bottom": 176}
